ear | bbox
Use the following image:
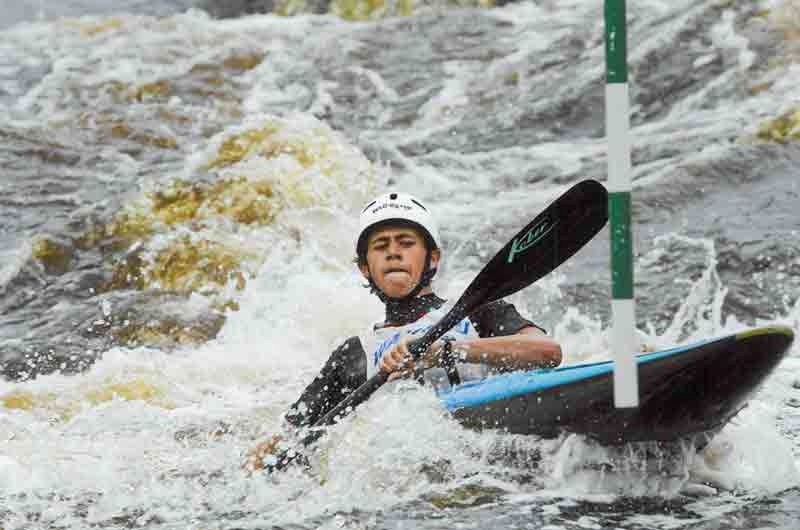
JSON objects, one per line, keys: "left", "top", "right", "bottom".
{"left": 429, "top": 248, "right": 441, "bottom": 270}
{"left": 358, "top": 262, "right": 371, "bottom": 280}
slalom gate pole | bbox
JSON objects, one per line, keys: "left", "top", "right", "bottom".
{"left": 605, "top": 0, "right": 639, "bottom": 407}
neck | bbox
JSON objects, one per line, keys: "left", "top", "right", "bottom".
{"left": 382, "top": 292, "right": 445, "bottom": 327}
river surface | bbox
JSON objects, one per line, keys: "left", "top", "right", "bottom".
{"left": 1, "top": 0, "right": 800, "bottom": 528}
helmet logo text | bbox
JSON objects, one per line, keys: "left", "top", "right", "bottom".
{"left": 370, "top": 203, "right": 413, "bottom": 215}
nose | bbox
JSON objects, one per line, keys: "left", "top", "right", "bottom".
{"left": 386, "top": 240, "right": 403, "bottom": 259}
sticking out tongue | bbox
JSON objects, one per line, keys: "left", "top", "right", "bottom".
{"left": 385, "top": 270, "right": 410, "bottom": 281}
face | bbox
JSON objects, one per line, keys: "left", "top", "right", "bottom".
{"left": 359, "top": 226, "right": 440, "bottom": 299}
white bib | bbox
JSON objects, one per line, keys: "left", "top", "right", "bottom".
{"left": 360, "top": 305, "right": 485, "bottom": 384}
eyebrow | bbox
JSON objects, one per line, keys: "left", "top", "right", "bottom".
{"left": 370, "top": 232, "right": 418, "bottom": 244}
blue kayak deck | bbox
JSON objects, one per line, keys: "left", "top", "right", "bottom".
{"left": 436, "top": 326, "right": 794, "bottom": 444}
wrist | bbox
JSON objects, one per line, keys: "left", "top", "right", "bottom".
{"left": 449, "top": 341, "right": 468, "bottom": 363}
{"left": 439, "top": 338, "right": 462, "bottom": 386}
{"left": 439, "top": 338, "right": 456, "bottom": 366}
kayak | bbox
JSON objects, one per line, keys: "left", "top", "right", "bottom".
{"left": 437, "top": 326, "right": 794, "bottom": 446}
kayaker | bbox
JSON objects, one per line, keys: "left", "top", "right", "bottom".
{"left": 244, "top": 192, "right": 562, "bottom": 472}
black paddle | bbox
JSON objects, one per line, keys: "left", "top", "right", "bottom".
{"left": 264, "top": 179, "right": 609, "bottom": 474}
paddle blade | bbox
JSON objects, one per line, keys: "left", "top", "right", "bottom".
{"left": 417, "top": 179, "right": 608, "bottom": 351}
{"left": 465, "top": 179, "right": 607, "bottom": 307}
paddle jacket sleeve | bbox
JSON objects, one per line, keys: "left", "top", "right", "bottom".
{"left": 284, "top": 336, "right": 368, "bottom": 428}
{"left": 469, "top": 300, "right": 545, "bottom": 337}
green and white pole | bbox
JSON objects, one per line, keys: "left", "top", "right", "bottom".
{"left": 605, "top": 0, "right": 639, "bottom": 407}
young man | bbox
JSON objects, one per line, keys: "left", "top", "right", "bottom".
{"left": 244, "top": 192, "right": 562, "bottom": 471}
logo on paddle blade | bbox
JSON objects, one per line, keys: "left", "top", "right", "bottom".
{"left": 507, "top": 217, "right": 556, "bottom": 264}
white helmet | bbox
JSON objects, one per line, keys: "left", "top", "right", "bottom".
{"left": 356, "top": 192, "right": 440, "bottom": 262}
